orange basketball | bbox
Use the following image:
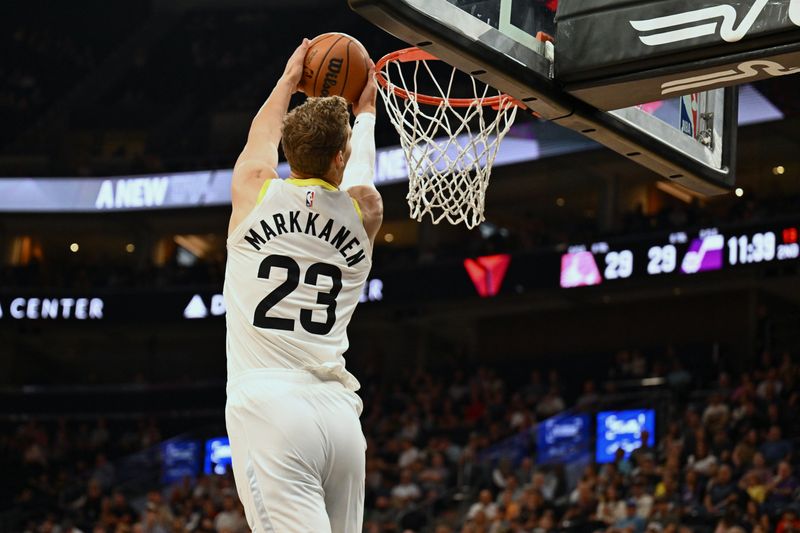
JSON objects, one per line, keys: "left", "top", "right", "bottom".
{"left": 300, "top": 32, "right": 370, "bottom": 103}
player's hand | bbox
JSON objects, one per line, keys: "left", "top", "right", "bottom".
{"left": 353, "top": 63, "right": 377, "bottom": 116}
{"left": 283, "top": 38, "right": 311, "bottom": 93}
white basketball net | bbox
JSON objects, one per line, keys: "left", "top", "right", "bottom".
{"left": 376, "top": 52, "right": 518, "bottom": 229}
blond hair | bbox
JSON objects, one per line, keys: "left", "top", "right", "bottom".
{"left": 281, "top": 96, "right": 350, "bottom": 177}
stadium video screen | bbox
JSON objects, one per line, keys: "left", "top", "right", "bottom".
{"left": 596, "top": 409, "right": 655, "bottom": 463}
{"left": 204, "top": 437, "right": 232, "bottom": 475}
{"left": 536, "top": 413, "right": 590, "bottom": 464}
{"left": 161, "top": 440, "right": 201, "bottom": 484}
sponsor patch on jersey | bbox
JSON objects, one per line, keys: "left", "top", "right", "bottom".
{"left": 306, "top": 190, "right": 315, "bottom": 208}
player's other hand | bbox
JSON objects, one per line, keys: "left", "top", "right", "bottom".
{"left": 353, "top": 62, "right": 377, "bottom": 116}
{"left": 283, "top": 38, "right": 311, "bottom": 93}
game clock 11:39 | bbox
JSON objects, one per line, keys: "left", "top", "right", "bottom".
{"left": 727, "top": 230, "right": 800, "bottom": 264}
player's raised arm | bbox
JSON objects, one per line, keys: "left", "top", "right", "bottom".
{"left": 229, "top": 39, "right": 309, "bottom": 229}
{"left": 343, "top": 66, "right": 383, "bottom": 245}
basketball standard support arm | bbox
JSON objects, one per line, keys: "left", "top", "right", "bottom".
{"left": 341, "top": 112, "right": 377, "bottom": 190}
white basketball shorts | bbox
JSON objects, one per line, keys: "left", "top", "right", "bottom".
{"left": 225, "top": 368, "right": 366, "bottom": 533}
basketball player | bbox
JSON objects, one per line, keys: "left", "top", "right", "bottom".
{"left": 223, "top": 38, "right": 381, "bottom": 533}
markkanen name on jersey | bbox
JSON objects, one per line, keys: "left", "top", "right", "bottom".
{"left": 243, "top": 210, "right": 367, "bottom": 267}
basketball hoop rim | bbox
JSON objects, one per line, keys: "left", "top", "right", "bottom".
{"left": 375, "top": 47, "right": 518, "bottom": 110}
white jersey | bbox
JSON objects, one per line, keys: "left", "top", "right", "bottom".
{"left": 224, "top": 177, "right": 372, "bottom": 391}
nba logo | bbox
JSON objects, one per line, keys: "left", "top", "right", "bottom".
{"left": 680, "top": 93, "right": 698, "bottom": 138}
{"left": 306, "top": 190, "right": 315, "bottom": 208}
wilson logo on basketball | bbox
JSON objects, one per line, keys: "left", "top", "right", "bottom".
{"left": 321, "top": 58, "right": 343, "bottom": 97}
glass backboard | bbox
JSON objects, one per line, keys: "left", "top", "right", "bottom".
{"left": 349, "top": 0, "right": 739, "bottom": 195}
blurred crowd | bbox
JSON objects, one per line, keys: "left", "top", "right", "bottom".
{"left": 0, "top": 2, "right": 147, "bottom": 150}
{"left": 1, "top": 4, "right": 395, "bottom": 176}
{"left": 4, "top": 343, "right": 798, "bottom": 533}
{"left": 359, "top": 350, "right": 800, "bottom": 533}
{"left": 452, "top": 353, "right": 800, "bottom": 533}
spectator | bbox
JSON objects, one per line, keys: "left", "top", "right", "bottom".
{"left": 72, "top": 478, "right": 104, "bottom": 530}
{"left": 596, "top": 485, "right": 626, "bottom": 525}
{"left": 746, "top": 452, "right": 773, "bottom": 485}
{"left": 740, "top": 470, "right": 768, "bottom": 506}
{"left": 659, "top": 422, "right": 685, "bottom": 459}
{"left": 648, "top": 496, "right": 681, "bottom": 529}
{"left": 398, "top": 439, "right": 420, "bottom": 469}
{"left": 365, "top": 495, "right": 396, "bottom": 529}
{"left": 631, "top": 430, "right": 656, "bottom": 467}
{"left": 508, "top": 393, "right": 533, "bottom": 430}
{"left": 631, "top": 479, "right": 654, "bottom": 519}
{"left": 419, "top": 452, "right": 450, "bottom": 498}
{"left": 491, "top": 458, "right": 514, "bottom": 490}
{"left": 704, "top": 464, "right": 738, "bottom": 517}
{"left": 703, "top": 394, "right": 731, "bottom": 434}
{"left": 213, "top": 492, "right": 247, "bottom": 533}
{"left": 91, "top": 453, "right": 115, "bottom": 490}
{"left": 612, "top": 447, "right": 634, "bottom": 478}
{"left": 536, "top": 386, "right": 565, "bottom": 419}
{"left": 680, "top": 469, "right": 705, "bottom": 517}
{"left": 530, "top": 470, "right": 558, "bottom": 503}
{"left": 760, "top": 426, "right": 792, "bottom": 466}
{"left": 140, "top": 503, "right": 168, "bottom": 533}
{"left": 766, "top": 461, "right": 799, "bottom": 513}
{"left": 109, "top": 489, "right": 136, "bottom": 525}
{"left": 666, "top": 360, "right": 692, "bottom": 389}
{"left": 576, "top": 380, "right": 599, "bottom": 408}
{"left": 733, "top": 429, "right": 759, "bottom": 467}
{"left": 90, "top": 418, "right": 110, "bottom": 450}
{"left": 522, "top": 370, "right": 545, "bottom": 405}
{"left": 391, "top": 469, "right": 422, "bottom": 503}
{"left": 776, "top": 509, "right": 800, "bottom": 533}
{"left": 467, "top": 489, "right": 498, "bottom": 521}
{"left": 688, "top": 440, "right": 719, "bottom": 477}
{"left": 614, "top": 500, "right": 647, "bottom": 533}
{"left": 757, "top": 368, "right": 783, "bottom": 399}
{"left": 516, "top": 457, "right": 534, "bottom": 486}
{"left": 732, "top": 373, "right": 755, "bottom": 403}
{"left": 142, "top": 490, "right": 173, "bottom": 529}
{"left": 496, "top": 487, "right": 522, "bottom": 524}
{"left": 654, "top": 467, "right": 679, "bottom": 500}
{"left": 518, "top": 487, "right": 545, "bottom": 526}
{"left": 533, "top": 509, "right": 557, "bottom": 533}
{"left": 464, "top": 385, "right": 486, "bottom": 424}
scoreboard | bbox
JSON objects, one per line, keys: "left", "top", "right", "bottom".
{"left": 560, "top": 223, "right": 800, "bottom": 288}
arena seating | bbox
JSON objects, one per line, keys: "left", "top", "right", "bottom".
{"left": 3, "top": 341, "right": 798, "bottom": 532}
